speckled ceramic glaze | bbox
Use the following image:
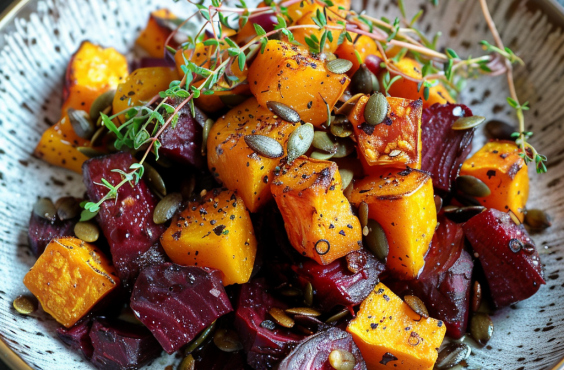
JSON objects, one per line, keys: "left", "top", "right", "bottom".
{"left": 1, "top": 0, "right": 564, "bottom": 369}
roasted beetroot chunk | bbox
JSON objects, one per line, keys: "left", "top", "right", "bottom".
{"left": 463, "top": 208, "right": 545, "bottom": 308}
{"left": 234, "top": 279, "right": 304, "bottom": 369}
{"left": 419, "top": 216, "right": 465, "bottom": 279}
{"left": 278, "top": 327, "right": 366, "bottom": 370}
{"left": 292, "top": 249, "right": 384, "bottom": 311}
{"left": 89, "top": 319, "right": 162, "bottom": 370}
{"left": 82, "top": 152, "right": 165, "bottom": 288}
{"left": 158, "top": 98, "right": 204, "bottom": 169}
{"left": 28, "top": 212, "right": 76, "bottom": 257}
{"left": 421, "top": 103, "right": 475, "bottom": 194}
{"left": 56, "top": 320, "right": 93, "bottom": 360}
{"left": 130, "top": 263, "right": 233, "bottom": 354}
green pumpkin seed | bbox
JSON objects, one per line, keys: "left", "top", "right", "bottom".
{"left": 269, "top": 307, "right": 294, "bottom": 328}
{"left": 310, "top": 151, "right": 335, "bottom": 160}
{"left": 244, "top": 134, "right": 284, "bottom": 158}
{"left": 451, "top": 115, "right": 486, "bottom": 130}
{"left": 484, "top": 120, "right": 514, "bottom": 140}
{"left": 56, "top": 197, "right": 80, "bottom": 221}
{"left": 364, "top": 93, "right": 389, "bottom": 126}
{"left": 343, "top": 180, "right": 354, "bottom": 199}
{"left": 304, "top": 282, "right": 313, "bottom": 306}
{"left": 525, "top": 209, "right": 552, "bottom": 230}
{"left": 33, "top": 198, "right": 57, "bottom": 221}
{"left": 351, "top": 64, "right": 377, "bottom": 95}
{"left": 404, "top": 295, "right": 429, "bottom": 318}
{"left": 435, "top": 342, "right": 471, "bottom": 369}
{"left": 90, "top": 90, "right": 116, "bottom": 121}
{"left": 213, "top": 329, "right": 243, "bottom": 352}
{"left": 279, "top": 286, "right": 302, "bottom": 297}
{"left": 143, "top": 162, "right": 167, "bottom": 197}
{"left": 178, "top": 354, "right": 196, "bottom": 370}
{"left": 359, "top": 202, "right": 369, "bottom": 230}
{"left": 68, "top": 108, "right": 95, "bottom": 139}
{"left": 326, "top": 58, "right": 353, "bottom": 74}
{"left": 335, "top": 93, "right": 364, "bottom": 116}
{"left": 89, "top": 126, "right": 107, "bottom": 147}
{"left": 13, "top": 295, "right": 38, "bottom": 315}
{"left": 472, "top": 281, "right": 482, "bottom": 312}
{"left": 339, "top": 169, "right": 354, "bottom": 190}
{"left": 330, "top": 117, "right": 353, "bottom": 138}
{"left": 456, "top": 175, "right": 491, "bottom": 197}
{"left": 332, "top": 138, "right": 355, "bottom": 158}
{"left": 328, "top": 349, "right": 356, "bottom": 370}
{"left": 285, "top": 307, "right": 322, "bottom": 317}
{"left": 266, "top": 101, "right": 300, "bottom": 123}
{"left": 77, "top": 146, "right": 106, "bottom": 158}
{"left": 287, "top": 123, "right": 314, "bottom": 163}
{"left": 312, "top": 131, "right": 338, "bottom": 154}
{"left": 325, "top": 309, "right": 350, "bottom": 323}
{"left": 201, "top": 119, "right": 215, "bottom": 155}
{"left": 365, "top": 219, "right": 388, "bottom": 262}
{"left": 470, "top": 313, "right": 494, "bottom": 346}
{"left": 154, "top": 193, "right": 183, "bottom": 224}
{"left": 74, "top": 221, "right": 100, "bottom": 242}
{"left": 185, "top": 321, "right": 217, "bottom": 354}
{"left": 324, "top": 52, "right": 337, "bottom": 62}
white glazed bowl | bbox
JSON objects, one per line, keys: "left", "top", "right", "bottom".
{"left": 1, "top": 0, "right": 564, "bottom": 369}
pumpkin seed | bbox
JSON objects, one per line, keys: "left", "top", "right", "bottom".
{"left": 244, "top": 134, "right": 284, "bottom": 158}
{"left": 472, "top": 281, "right": 482, "bottom": 312}
{"left": 90, "top": 90, "right": 116, "bottom": 121}
{"left": 388, "top": 149, "right": 402, "bottom": 158}
{"left": 219, "top": 94, "right": 249, "bottom": 108}
{"left": 470, "top": 313, "right": 494, "bottom": 346}
{"left": 351, "top": 64, "right": 377, "bottom": 95}
{"left": 178, "top": 354, "right": 195, "bottom": 370}
{"left": 213, "top": 329, "right": 243, "bottom": 352}
{"left": 453, "top": 192, "right": 481, "bottom": 207}
{"left": 359, "top": 202, "right": 369, "bottom": 230}
{"left": 332, "top": 138, "right": 355, "bottom": 158}
{"left": 451, "top": 115, "right": 486, "bottom": 130}
{"left": 365, "top": 219, "right": 388, "bottom": 262}
{"left": 312, "top": 131, "right": 338, "bottom": 154}
{"left": 285, "top": 307, "right": 322, "bottom": 317}
{"left": 525, "top": 209, "right": 552, "bottom": 230}
{"left": 343, "top": 181, "right": 354, "bottom": 199}
{"left": 77, "top": 146, "right": 106, "bottom": 158}
{"left": 434, "top": 195, "right": 443, "bottom": 214}
{"left": 279, "top": 286, "right": 302, "bottom": 297}
{"left": 154, "top": 193, "right": 183, "bottom": 224}
{"left": 56, "top": 197, "right": 81, "bottom": 221}
{"left": 74, "top": 221, "right": 100, "bottom": 242}
{"left": 269, "top": 307, "right": 295, "bottom": 328}
{"left": 89, "top": 126, "right": 106, "bottom": 147}
{"left": 456, "top": 175, "right": 491, "bottom": 197}
{"left": 326, "top": 58, "right": 353, "bottom": 74}
{"left": 339, "top": 169, "right": 354, "bottom": 191}
{"left": 435, "top": 342, "right": 471, "bottom": 369}
{"left": 287, "top": 123, "right": 314, "bottom": 163}
{"left": 324, "top": 52, "right": 337, "bottom": 62}
{"left": 304, "top": 282, "right": 313, "bottom": 306}
{"left": 404, "top": 295, "right": 429, "bottom": 318}
{"left": 185, "top": 320, "right": 217, "bottom": 354}
{"left": 260, "top": 320, "right": 276, "bottom": 330}
{"left": 330, "top": 116, "right": 353, "bottom": 138}
{"left": 201, "top": 119, "right": 215, "bottom": 155}
{"left": 484, "top": 119, "right": 514, "bottom": 140}
{"left": 310, "top": 151, "right": 335, "bottom": 160}
{"left": 335, "top": 93, "right": 364, "bottom": 116}
{"left": 13, "top": 295, "right": 37, "bottom": 315}
{"left": 508, "top": 209, "right": 521, "bottom": 225}
{"left": 444, "top": 205, "right": 485, "bottom": 223}
{"left": 326, "top": 309, "right": 350, "bottom": 324}
{"left": 68, "top": 108, "right": 95, "bottom": 139}
{"left": 328, "top": 349, "right": 356, "bottom": 370}
{"left": 143, "top": 162, "right": 167, "bottom": 197}
{"left": 364, "top": 93, "right": 389, "bottom": 126}
{"left": 266, "top": 101, "right": 300, "bottom": 123}
{"left": 33, "top": 198, "right": 57, "bottom": 221}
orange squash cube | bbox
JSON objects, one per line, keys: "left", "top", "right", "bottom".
{"left": 347, "top": 283, "right": 446, "bottom": 370}
{"left": 136, "top": 9, "right": 177, "bottom": 58}
{"left": 349, "top": 95, "right": 423, "bottom": 170}
{"left": 160, "top": 188, "right": 257, "bottom": 286}
{"left": 335, "top": 35, "right": 380, "bottom": 76}
{"left": 23, "top": 237, "right": 120, "bottom": 328}
{"left": 249, "top": 40, "right": 350, "bottom": 127}
{"left": 207, "top": 97, "right": 297, "bottom": 212}
{"left": 460, "top": 140, "right": 529, "bottom": 221}
{"left": 271, "top": 157, "right": 362, "bottom": 265}
{"left": 348, "top": 168, "right": 436, "bottom": 279}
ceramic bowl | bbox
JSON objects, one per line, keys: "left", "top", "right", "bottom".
{"left": 1, "top": 0, "right": 564, "bottom": 369}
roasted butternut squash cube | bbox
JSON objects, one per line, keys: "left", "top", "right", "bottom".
{"left": 335, "top": 35, "right": 380, "bottom": 76}
{"left": 291, "top": 6, "right": 340, "bottom": 54}
{"left": 136, "top": 9, "right": 177, "bottom": 58}
{"left": 271, "top": 157, "right": 362, "bottom": 265}
{"left": 386, "top": 57, "right": 453, "bottom": 108}
{"left": 249, "top": 40, "right": 350, "bottom": 127}
{"left": 23, "top": 237, "right": 120, "bottom": 328}
{"left": 207, "top": 97, "right": 297, "bottom": 212}
{"left": 160, "top": 188, "right": 257, "bottom": 285}
{"left": 347, "top": 283, "right": 446, "bottom": 370}
{"left": 460, "top": 141, "right": 529, "bottom": 221}
{"left": 350, "top": 95, "right": 423, "bottom": 170}
{"left": 348, "top": 168, "right": 436, "bottom": 279}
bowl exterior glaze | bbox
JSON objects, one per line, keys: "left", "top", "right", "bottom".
{"left": 1, "top": 0, "right": 564, "bottom": 369}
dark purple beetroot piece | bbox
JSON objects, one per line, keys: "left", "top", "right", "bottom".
{"left": 131, "top": 242, "right": 170, "bottom": 272}
{"left": 234, "top": 279, "right": 304, "bottom": 369}
{"left": 463, "top": 208, "right": 545, "bottom": 308}
{"left": 28, "top": 212, "right": 76, "bottom": 257}
{"left": 420, "top": 216, "right": 464, "bottom": 279}
{"left": 130, "top": 263, "right": 233, "bottom": 354}
{"left": 278, "top": 327, "right": 367, "bottom": 370}
{"left": 82, "top": 152, "right": 165, "bottom": 288}
{"left": 421, "top": 103, "right": 474, "bottom": 194}
{"left": 292, "top": 249, "right": 384, "bottom": 311}
{"left": 57, "top": 320, "right": 93, "bottom": 360}
{"left": 158, "top": 97, "right": 204, "bottom": 169}
{"left": 89, "top": 319, "right": 162, "bottom": 370}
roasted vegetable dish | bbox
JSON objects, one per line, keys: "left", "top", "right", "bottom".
{"left": 17, "top": 0, "right": 554, "bottom": 369}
